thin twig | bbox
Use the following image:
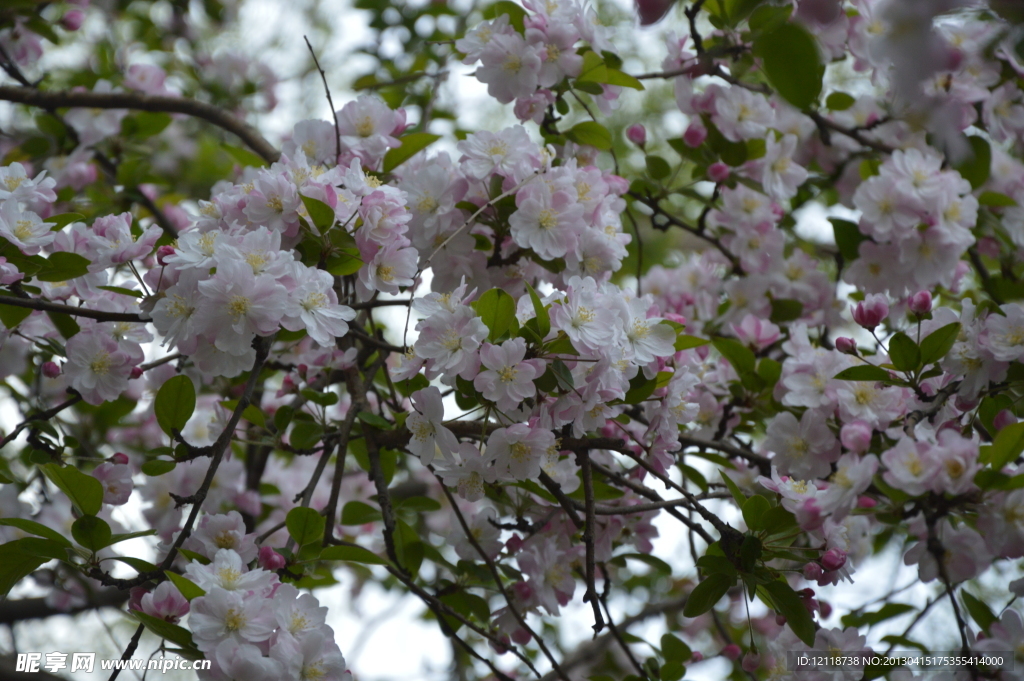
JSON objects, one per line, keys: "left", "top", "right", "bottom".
{"left": 304, "top": 36, "right": 341, "bottom": 162}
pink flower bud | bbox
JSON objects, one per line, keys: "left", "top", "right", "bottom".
{"left": 852, "top": 294, "right": 888, "bottom": 330}
{"left": 41, "top": 361, "right": 61, "bottom": 378}
{"left": 840, "top": 420, "right": 872, "bottom": 453}
{"left": 801, "top": 588, "right": 815, "bottom": 598}
{"left": 857, "top": 495, "right": 877, "bottom": 508}
{"left": 775, "top": 614, "right": 787, "bottom": 626}
{"left": 721, "top": 644, "right": 741, "bottom": 660}
{"left": 258, "top": 546, "right": 287, "bottom": 571}
{"left": 626, "top": 124, "right": 647, "bottom": 146}
{"left": 978, "top": 236, "right": 1001, "bottom": 259}
{"left": 130, "top": 366, "right": 143, "bottom": 379}
{"left": 742, "top": 652, "right": 761, "bottom": 672}
{"left": 994, "top": 409, "right": 1017, "bottom": 432}
{"left": 818, "top": 600, "right": 832, "bottom": 618}
{"left": 61, "top": 9, "right": 85, "bottom": 31}
{"left": 156, "top": 245, "right": 176, "bottom": 266}
{"left": 128, "top": 586, "right": 148, "bottom": 613}
{"left": 835, "top": 337, "right": 858, "bottom": 355}
{"left": 803, "top": 562, "right": 824, "bottom": 581}
{"left": 908, "top": 291, "right": 932, "bottom": 315}
{"left": 821, "top": 548, "right": 847, "bottom": 571}
{"left": 111, "top": 452, "right": 129, "bottom": 465}
{"left": 690, "top": 651, "right": 704, "bottom": 663}
{"left": 635, "top": 0, "right": 676, "bottom": 25}
{"left": 683, "top": 121, "right": 707, "bottom": 148}
{"left": 954, "top": 395, "right": 978, "bottom": 412}
{"left": 707, "top": 161, "right": 730, "bottom": 182}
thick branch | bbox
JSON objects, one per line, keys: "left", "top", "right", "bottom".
{"left": 0, "top": 588, "right": 127, "bottom": 625}
{"left": 0, "top": 86, "right": 280, "bottom": 164}
{"left": 0, "top": 295, "right": 146, "bottom": 323}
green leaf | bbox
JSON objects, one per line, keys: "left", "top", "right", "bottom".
{"left": 141, "top": 459, "right": 177, "bottom": 476}
{"left": 72, "top": 515, "right": 112, "bottom": 552}
{"left": 646, "top": 155, "right": 671, "bottom": 180}
{"left": 682, "top": 573, "right": 734, "bottom": 617}
{"left": 46, "top": 213, "right": 85, "bottom": 230}
{"left": 0, "top": 539, "right": 50, "bottom": 597}
{"left": 46, "top": 310, "right": 79, "bottom": 339}
{"left": 481, "top": 0, "right": 527, "bottom": 32}
{"left": 155, "top": 375, "right": 196, "bottom": 437}
{"left": 566, "top": 122, "right": 613, "bottom": 151}
{"left": 661, "top": 662, "right": 686, "bottom": 681}
{"left": 978, "top": 191, "right": 1017, "bottom": 207}
{"left": 576, "top": 51, "right": 608, "bottom": 84}
{"left": 762, "top": 579, "right": 816, "bottom": 646}
{"left": 660, "top": 633, "right": 692, "bottom": 664}
{"left": 40, "top": 463, "right": 103, "bottom": 516}
{"left": 769, "top": 298, "right": 803, "bottom": 324}
{"left": 301, "top": 389, "right": 340, "bottom": 407}
{"left": 604, "top": 68, "right": 644, "bottom": 90}
{"left": 165, "top": 571, "right": 206, "bottom": 601}
{"left": 675, "top": 334, "right": 709, "bottom": 351}
{"left": 133, "top": 611, "right": 201, "bottom": 652}
{"left": 394, "top": 519, "right": 424, "bottom": 576}
{"left": 742, "top": 494, "right": 771, "bottom": 532}
{"left": 825, "top": 92, "right": 856, "bottom": 111}
{"left": 624, "top": 372, "right": 657, "bottom": 404}
{"left": 981, "top": 421, "right": 1024, "bottom": 470}
{"left": 300, "top": 195, "right": 336, "bottom": 233}
{"left": 320, "top": 544, "right": 389, "bottom": 565}
{"left": 919, "top": 322, "right": 960, "bottom": 366}
{"left": 473, "top": 288, "right": 517, "bottom": 342}
{"left": 286, "top": 507, "right": 326, "bottom": 546}
{"left": 222, "top": 143, "right": 268, "bottom": 168}
{"left": 524, "top": 281, "right": 550, "bottom": 338}
{"left": 888, "top": 332, "right": 921, "bottom": 372}
{"left": 753, "top": 23, "right": 823, "bottom": 110}
{"left": 341, "top": 501, "right": 382, "bottom": 525}
{"left": 721, "top": 472, "right": 748, "bottom": 506}
{"left": 954, "top": 136, "right": 991, "bottom": 190}
{"left": 834, "top": 365, "right": 892, "bottom": 381}
{"left": 831, "top": 219, "right": 867, "bottom": 262}
{"left": 383, "top": 132, "right": 441, "bottom": 174}
{"left": 325, "top": 248, "right": 363, "bottom": 276}
{"left": 0, "top": 300, "right": 32, "bottom": 329}
{"left": 98, "top": 286, "right": 143, "bottom": 297}
{"left": 841, "top": 602, "right": 915, "bottom": 629}
{"left": 962, "top": 592, "right": 997, "bottom": 634}
{"left": 712, "top": 337, "right": 756, "bottom": 374}
{"left": 290, "top": 421, "right": 324, "bottom": 450}
{"left": 35, "top": 252, "right": 91, "bottom": 282}
{"left": 0, "top": 519, "right": 71, "bottom": 547}
{"left": 108, "top": 529, "right": 157, "bottom": 544}
{"left": 357, "top": 411, "right": 391, "bottom": 429}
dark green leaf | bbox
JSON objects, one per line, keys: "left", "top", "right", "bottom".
{"left": 762, "top": 580, "right": 816, "bottom": 646}
{"left": 682, "top": 573, "right": 734, "bottom": 617}
{"left": 383, "top": 133, "right": 441, "bottom": 174}
{"left": 524, "top": 281, "right": 550, "bottom": 338}
{"left": 72, "top": 516, "right": 112, "bottom": 552}
{"left": 0, "top": 519, "right": 71, "bottom": 547}
{"left": 473, "top": 288, "right": 517, "bottom": 342}
{"left": 712, "top": 337, "right": 756, "bottom": 374}
{"left": 841, "top": 602, "right": 915, "bottom": 629}
{"left": 35, "top": 252, "right": 91, "bottom": 282}
{"left": 40, "top": 463, "right": 103, "bottom": 516}
{"left": 753, "top": 23, "right": 823, "bottom": 110}
{"left": 47, "top": 213, "right": 85, "bottom": 230}
{"left": 46, "top": 310, "right": 79, "bottom": 339}
{"left": 481, "top": 0, "right": 527, "bottom": 32}
{"left": 133, "top": 611, "right": 200, "bottom": 651}
{"left": 155, "top": 375, "right": 196, "bottom": 437}
{"left": 341, "top": 501, "right": 382, "bottom": 525}
{"left": 962, "top": 591, "right": 997, "bottom": 634}
{"left": 646, "top": 155, "right": 671, "bottom": 180}
{"left": 325, "top": 248, "right": 363, "bottom": 276}
{"left": 888, "top": 332, "right": 921, "bottom": 372}
{"left": 978, "top": 191, "right": 1017, "bottom": 207}
{"left": 165, "top": 571, "right": 205, "bottom": 601}
{"left": 300, "top": 194, "right": 336, "bottom": 233}
{"left": 981, "top": 421, "right": 1024, "bottom": 470}
{"left": 834, "top": 365, "right": 892, "bottom": 381}
{"left": 919, "top": 322, "right": 960, "bottom": 366}
{"left": 742, "top": 494, "right": 771, "bottom": 532}
{"left": 769, "top": 298, "right": 803, "bottom": 323}
{"left": 954, "top": 136, "right": 991, "bottom": 190}
{"left": 286, "top": 507, "right": 325, "bottom": 546}
{"left": 660, "top": 633, "right": 692, "bottom": 664}
{"left": 222, "top": 143, "right": 267, "bottom": 168}
{"left": 290, "top": 422, "right": 324, "bottom": 450}
{"left": 566, "top": 122, "right": 613, "bottom": 151}
{"left": 675, "top": 334, "right": 709, "bottom": 351}
{"left": 0, "top": 301, "right": 32, "bottom": 329}
{"left": 0, "top": 539, "right": 50, "bottom": 597}
{"left": 825, "top": 92, "right": 856, "bottom": 111}
{"left": 320, "top": 544, "right": 389, "bottom": 565}
{"left": 830, "top": 218, "right": 867, "bottom": 262}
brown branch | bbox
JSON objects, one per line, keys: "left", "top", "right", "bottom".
{"left": 0, "top": 85, "right": 280, "bottom": 164}
{"left": 0, "top": 588, "right": 128, "bottom": 625}
{"left": 537, "top": 471, "right": 584, "bottom": 528}
{"left": 0, "top": 295, "right": 146, "bottom": 323}
{"left": 578, "top": 449, "right": 605, "bottom": 634}
{"left": 0, "top": 391, "right": 82, "bottom": 450}
{"left": 304, "top": 36, "right": 341, "bottom": 163}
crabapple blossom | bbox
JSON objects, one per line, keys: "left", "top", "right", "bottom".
{"left": 405, "top": 386, "right": 459, "bottom": 465}
{"left": 474, "top": 338, "right": 545, "bottom": 412}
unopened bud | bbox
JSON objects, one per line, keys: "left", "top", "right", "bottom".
{"left": 853, "top": 295, "right": 889, "bottom": 330}
{"left": 821, "top": 548, "right": 847, "bottom": 571}
{"left": 42, "top": 361, "right": 61, "bottom": 378}
{"left": 258, "top": 546, "right": 287, "bottom": 571}
{"left": 721, "top": 644, "right": 741, "bottom": 660}
{"left": 857, "top": 495, "right": 877, "bottom": 508}
{"left": 130, "top": 366, "right": 143, "bottom": 379}
{"left": 683, "top": 121, "right": 707, "bottom": 148}
{"left": 835, "top": 337, "right": 857, "bottom": 355}
{"left": 111, "top": 452, "right": 129, "bottom": 465}
{"left": 775, "top": 614, "right": 787, "bottom": 626}
{"left": 742, "top": 651, "right": 761, "bottom": 672}
{"left": 840, "top": 420, "right": 873, "bottom": 453}
{"left": 156, "top": 245, "right": 176, "bottom": 266}
{"left": 994, "top": 409, "right": 1017, "bottom": 432}
{"left": 61, "top": 9, "right": 85, "bottom": 30}
{"left": 803, "top": 562, "right": 823, "bottom": 581}
{"left": 690, "top": 651, "right": 703, "bottom": 663}
{"left": 954, "top": 395, "right": 978, "bottom": 412}
{"left": 818, "top": 600, "right": 832, "bottom": 618}
{"left": 626, "top": 124, "right": 647, "bottom": 146}
{"left": 707, "top": 161, "right": 730, "bottom": 182}
{"left": 908, "top": 291, "right": 932, "bottom": 315}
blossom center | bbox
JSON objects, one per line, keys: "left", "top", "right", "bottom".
{"left": 90, "top": 353, "right": 113, "bottom": 375}
{"left": 228, "top": 295, "right": 252, "bottom": 320}
{"left": 223, "top": 608, "right": 245, "bottom": 631}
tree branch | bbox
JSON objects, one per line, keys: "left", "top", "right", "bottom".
{"left": 0, "top": 85, "right": 280, "bottom": 164}
{"left": 0, "top": 295, "right": 146, "bottom": 323}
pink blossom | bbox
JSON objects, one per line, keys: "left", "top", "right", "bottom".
{"left": 91, "top": 462, "right": 133, "bottom": 505}
{"left": 140, "top": 582, "right": 189, "bottom": 623}
{"left": 731, "top": 313, "right": 780, "bottom": 350}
